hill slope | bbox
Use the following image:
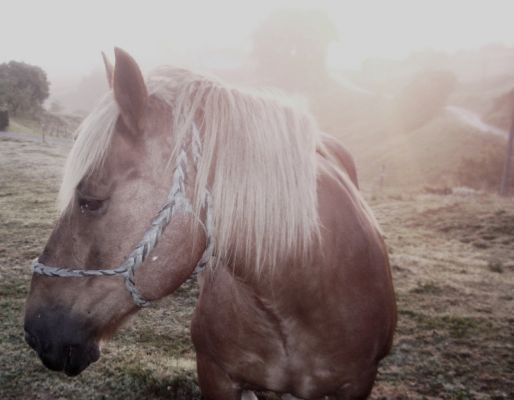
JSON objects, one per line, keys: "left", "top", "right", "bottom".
{"left": 336, "top": 112, "right": 509, "bottom": 191}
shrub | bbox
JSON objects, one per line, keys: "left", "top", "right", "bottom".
{"left": 455, "top": 140, "right": 514, "bottom": 191}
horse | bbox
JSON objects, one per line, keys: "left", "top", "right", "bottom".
{"left": 24, "top": 48, "right": 396, "bottom": 400}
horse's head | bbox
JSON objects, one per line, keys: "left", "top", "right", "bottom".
{"left": 24, "top": 49, "right": 205, "bottom": 376}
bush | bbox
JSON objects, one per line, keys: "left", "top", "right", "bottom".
{"left": 455, "top": 140, "right": 514, "bottom": 191}
{"left": 484, "top": 88, "right": 514, "bottom": 131}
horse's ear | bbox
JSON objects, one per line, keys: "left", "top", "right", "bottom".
{"left": 101, "top": 51, "right": 114, "bottom": 88}
{"left": 113, "top": 47, "right": 148, "bottom": 136}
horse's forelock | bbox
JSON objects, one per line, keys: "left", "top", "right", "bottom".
{"left": 58, "top": 93, "right": 119, "bottom": 211}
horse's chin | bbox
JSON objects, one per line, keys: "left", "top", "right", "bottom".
{"left": 59, "top": 342, "right": 101, "bottom": 377}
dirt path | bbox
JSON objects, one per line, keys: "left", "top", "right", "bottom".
{"left": 0, "top": 134, "right": 512, "bottom": 399}
{"left": 445, "top": 106, "right": 508, "bottom": 139}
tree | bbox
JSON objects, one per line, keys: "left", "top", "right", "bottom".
{"left": 0, "top": 61, "right": 50, "bottom": 116}
{"left": 252, "top": 8, "right": 337, "bottom": 90}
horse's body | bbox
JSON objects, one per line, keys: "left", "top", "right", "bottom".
{"left": 24, "top": 49, "right": 396, "bottom": 399}
{"left": 193, "top": 159, "right": 393, "bottom": 399}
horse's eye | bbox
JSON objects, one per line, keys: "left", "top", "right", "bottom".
{"left": 78, "top": 197, "right": 105, "bottom": 215}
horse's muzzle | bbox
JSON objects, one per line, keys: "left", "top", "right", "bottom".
{"left": 24, "top": 310, "right": 100, "bottom": 376}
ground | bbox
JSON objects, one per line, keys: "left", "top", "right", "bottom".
{"left": 0, "top": 134, "right": 512, "bottom": 399}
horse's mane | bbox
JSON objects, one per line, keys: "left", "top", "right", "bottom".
{"left": 59, "top": 67, "right": 321, "bottom": 273}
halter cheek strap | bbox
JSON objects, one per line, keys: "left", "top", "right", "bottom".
{"left": 31, "top": 124, "right": 214, "bottom": 308}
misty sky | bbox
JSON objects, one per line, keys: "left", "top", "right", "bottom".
{"left": 2, "top": 0, "right": 514, "bottom": 82}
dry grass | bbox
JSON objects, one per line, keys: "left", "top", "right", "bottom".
{"left": 369, "top": 193, "right": 513, "bottom": 399}
{"left": 0, "top": 134, "right": 513, "bottom": 399}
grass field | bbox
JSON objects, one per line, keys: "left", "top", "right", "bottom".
{"left": 0, "top": 134, "right": 512, "bottom": 399}
{"left": 5, "top": 118, "right": 44, "bottom": 136}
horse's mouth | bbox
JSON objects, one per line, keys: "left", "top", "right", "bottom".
{"left": 37, "top": 342, "right": 101, "bottom": 377}
{"left": 62, "top": 342, "right": 101, "bottom": 377}
{"left": 24, "top": 310, "right": 103, "bottom": 377}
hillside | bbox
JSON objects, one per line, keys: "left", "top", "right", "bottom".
{"left": 327, "top": 47, "right": 514, "bottom": 192}
{"left": 335, "top": 111, "right": 510, "bottom": 192}
{"left": 483, "top": 87, "right": 514, "bottom": 131}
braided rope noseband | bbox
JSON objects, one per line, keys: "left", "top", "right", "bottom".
{"left": 31, "top": 124, "right": 214, "bottom": 307}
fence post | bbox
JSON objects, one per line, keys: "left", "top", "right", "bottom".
{"left": 499, "top": 107, "right": 514, "bottom": 196}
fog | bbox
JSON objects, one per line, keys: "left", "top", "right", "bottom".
{"left": 2, "top": 0, "right": 514, "bottom": 191}
{"left": 2, "top": 0, "right": 514, "bottom": 80}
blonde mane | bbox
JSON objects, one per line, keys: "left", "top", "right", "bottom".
{"left": 60, "top": 67, "right": 322, "bottom": 272}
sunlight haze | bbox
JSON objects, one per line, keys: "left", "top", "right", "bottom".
{"left": 2, "top": 0, "right": 513, "bottom": 81}
{"left": 1, "top": 2, "right": 514, "bottom": 398}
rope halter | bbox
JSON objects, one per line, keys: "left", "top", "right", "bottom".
{"left": 31, "top": 124, "right": 214, "bottom": 307}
